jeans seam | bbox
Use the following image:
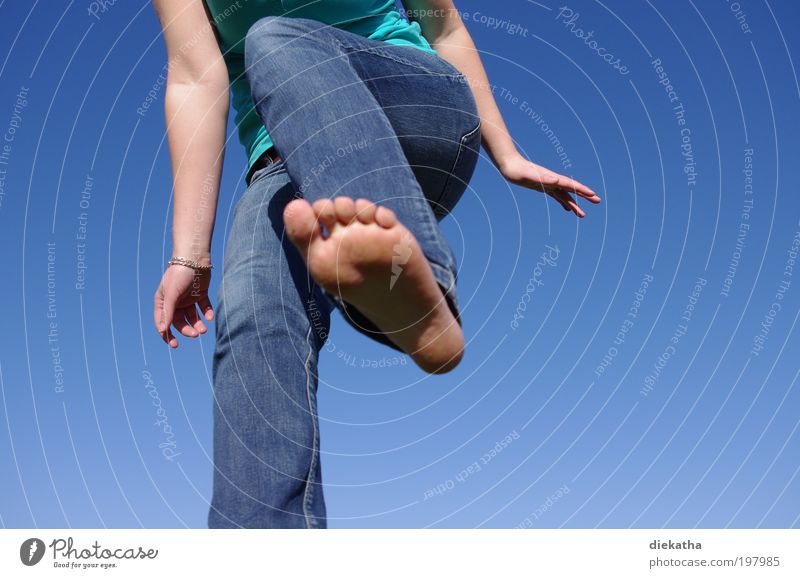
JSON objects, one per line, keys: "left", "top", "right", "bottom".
{"left": 437, "top": 121, "right": 481, "bottom": 214}
{"left": 301, "top": 322, "right": 318, "bottom": 529}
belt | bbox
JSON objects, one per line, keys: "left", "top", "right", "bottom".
{"left": 246, "top": 146, "right": 282, "bottom": 185}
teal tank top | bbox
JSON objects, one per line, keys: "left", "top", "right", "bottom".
{"left": 202, "top": 1, "right": 437, "bottom": 173}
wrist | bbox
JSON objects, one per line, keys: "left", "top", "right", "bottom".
{"left": 487, "top": 138, "right": 521, "bottom": 172}
{"left": 495, "top": 151, "right": 522, "bottom": 175}
{"left": 171, "top": 249, "right": 212, "bottom": 266}
{"left": 168, "top": 256, "right": 214, "bottom": 273}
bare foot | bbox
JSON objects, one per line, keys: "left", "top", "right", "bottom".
{"left": 283, "top": 196, "right": 464, "bottom": 374}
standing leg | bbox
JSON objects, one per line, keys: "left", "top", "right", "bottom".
{"left": 209, "top": 162, "right": 331, "bottom": 528}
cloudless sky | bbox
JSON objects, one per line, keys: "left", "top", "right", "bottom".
{"left": 0, "top": 0, "right": 798, "bottom": 528}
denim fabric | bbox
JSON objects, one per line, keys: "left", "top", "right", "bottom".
{"left": 209, "top": 15, "right": 480, "bottom": 528}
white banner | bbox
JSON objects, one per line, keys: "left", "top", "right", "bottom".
{"left": 1, "top": 529, "right": 798, "bottom": 576}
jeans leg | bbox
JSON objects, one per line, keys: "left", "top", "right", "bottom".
{"left": 243, "top": 16, "right": 476, "bottom": 348}
{"left": 209, "top": 163, "right": 331, "bottom": 528}
{"left": 357, "top": 53, "right": 481, "bottom": 221}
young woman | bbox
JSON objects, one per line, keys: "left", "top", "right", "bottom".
{"left": 151, "top": 0, "right": 600, "bottom": 528}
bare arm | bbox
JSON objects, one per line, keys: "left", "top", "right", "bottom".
{"left": 152, "top": 0, "right": 229, "bottom": 346}
{"left": 154, "top": 0, "right": 229, "bottom": 263}
{"left": 402, "top": 0, "right": 601, "bottom": 217}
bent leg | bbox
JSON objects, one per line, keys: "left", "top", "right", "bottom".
{"left": 209, "top": 164, "right": 331, "bottom": 528}
{"left": 243, "top": 16, "right": 473, "bottom": 360}
{"left": 244, "top": 17, "right": 457, "bottom": 255}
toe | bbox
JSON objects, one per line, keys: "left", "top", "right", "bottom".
{"left": 334, "top": 196, "right": 357, "bottom": 224}
{"left": 312, "top": 198, "right": 338, "bottom": 234}
{"left": 283, "top": 199, "right": 321, "bottom": 254}
{"left": 354, "top": 198, "right": 377, "bottom": 224}
{"left": 375, "top": 205, "right": 397, "bottom": 228}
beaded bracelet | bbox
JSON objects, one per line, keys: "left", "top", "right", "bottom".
{"left": 168, "top": 256, "right": 214, "bottom": 271}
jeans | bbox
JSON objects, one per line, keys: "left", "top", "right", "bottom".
{"left": 209, "top": 15, "right": 480, "bottom": 528}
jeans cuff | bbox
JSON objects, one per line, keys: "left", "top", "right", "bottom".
{"left": 427, "top": 261, "right": 462, "bottom": 328}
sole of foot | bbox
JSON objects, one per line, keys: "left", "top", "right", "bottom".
{"left": 283, "top": 196, "right": 464, "bottom": 374}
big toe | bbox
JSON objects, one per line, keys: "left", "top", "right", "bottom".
{"left": 283, "top": 199, "right": 320, "bottom": 254}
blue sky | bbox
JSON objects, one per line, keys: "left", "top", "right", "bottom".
{"left": 0, "top": 0, "right": 798, "bottom": 528}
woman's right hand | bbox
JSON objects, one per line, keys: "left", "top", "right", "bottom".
{"left": 153, "top": 263, "right": 214, "bottom": 348}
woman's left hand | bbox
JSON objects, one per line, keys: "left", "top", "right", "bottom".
{"left": 499, "top": 154, "right": 601, "bottom": 218}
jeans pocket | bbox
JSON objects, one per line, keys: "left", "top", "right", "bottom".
{"left": 433, "top": 121, "right": 481, "bottom": 219}
{"left": 435, "top": 56, "right": 469, "bottom": 83}
{"left": 248, "top": 157, "right": 284, "bottom": 187}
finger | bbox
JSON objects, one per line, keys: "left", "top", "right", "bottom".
{"left": 173, "top": 310, "right": 198, "bottom": 338}
{"left": 546, "top": 189, "right": 573, "bottom": 213}
{"left": 547, "top": 188, "right": 584, "bottom": 218}
{"left": 154, "top": 286, "right": 178, "bottom": 347}
{"left": 566, "top": 198, "right": 585, "bottom": 218}
{"left": 552, "top": 175, "right": 600, "bottom": 202}
{"left": 164, "top": 327, "right": 178, "bottom": 348}
{"left": 186, "top": 305, "right": 207, "bottom": 335}
{"left": 547, "top": 190, "right": 571, "bottom": 212}
{"left": 153, "top": 289, "right": 163, "bottom": 331}
{"left": 199, "top": 295, "right": 214, "bottom": 321}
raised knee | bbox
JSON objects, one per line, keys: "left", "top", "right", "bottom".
{"left": 244, "top": 16, "right": 340, "bottom": 94}
{"left": 245, "top": 16, "right": 281, "bottom": 68}
{"left": 245, "top": 15, "right": 285, "bottom": 45}
{"left": 245, "top": 15, "right": 327, "bottom": 59}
